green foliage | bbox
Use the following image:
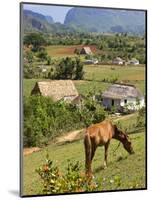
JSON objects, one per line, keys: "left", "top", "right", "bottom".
{"left": 79, "top": 94, "right": 107, "bottom": 127}
{"left": 36, "top": 154, "right": 98, "bottom": 194}
{"left": 24, "top": 50, "right": 34, "bottom": 64}
{"left": 37, "top": 50, "right": 48, "bottom": 62}
{"left": 55, "top": 57, "right": 84, "bottom": 80}
{"left": 136, "top": 106, "right": 146, "bottom": 128}
{"left": 24, "top": 33, "right": 47, "bottom": 51}
{"left": 46, "top": 56, "right": 51, "bottom": 65}
{"left": 102, "top": 75, "right": 118, "bottom": 83}
{"left": 24, "top": 94, "right": 106, "bottom": 147}
{"left": 23, "top": 64, "right": 43, "bottom": 79}
{"left": 74, "top": 58, "right": 84, "bottom": 80}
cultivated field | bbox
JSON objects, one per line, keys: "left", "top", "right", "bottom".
{"left": 45, "top": 45, "right": 97, "bottom": 58}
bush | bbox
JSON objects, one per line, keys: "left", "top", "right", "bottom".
{"left": 23, "top": 96, "right": 83, "bottom": 147}
{"left": 79, "top": 96, "right": 107, "bottom": 127}
{"left": 36, "top": 154, "right": 98, "bottom": 194}
{"left": 24, "top": 33, "right": 47, "bottom": 51}
{"left": 24, "top": 95, "right": 107, "bottom": 147}
{"left": 136, "top": 106, "right": 146, "bottom": 128}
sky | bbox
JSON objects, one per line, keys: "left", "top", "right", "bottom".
{"left": 23, "top": 4, "right": 72, "bottom": 23}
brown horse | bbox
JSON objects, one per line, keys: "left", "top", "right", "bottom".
{"left": 84, "top": 120, "right": 134, "bottom": 176}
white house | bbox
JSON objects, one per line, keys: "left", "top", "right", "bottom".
{"left": 102, "top": 83, "right": 144, "bottom": 112}
{"left": 84, "top": 59, "right": 98, "bottom": 65}
{"left": 112, "top": 57, "right": 124, "bottom": 65}
{"left": 128, "top": 58, "right": 139, "bottom": 65}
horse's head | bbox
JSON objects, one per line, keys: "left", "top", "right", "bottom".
{"left": 114, "top": 125, "right": 134, "bottom": 154}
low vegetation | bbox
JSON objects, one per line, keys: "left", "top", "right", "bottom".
{"left": 36, "top": 154, "right": 97, "bottom": 194}
{"left": 24, "top": 95, "right": 106, "bottom": 147}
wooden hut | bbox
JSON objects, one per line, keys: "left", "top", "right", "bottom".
{"left": 31, "top": 80, "right": 79, "bottom": 103}
{"left": 80, "top": 47, "right": 93, "bottom": 55}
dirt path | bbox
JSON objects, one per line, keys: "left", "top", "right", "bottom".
{"left": 23, "top": 147, "right": 41, "bottom": 156}
{"left": 55, "top": 129, "right": 85, "bottom": 144}
{"left": 23, "top": 129, "right": 85, "bottom": 156}
{"left": 111, "top": 113, "right": 136, "bottom": 122}
{"left": 23, "top": 113, "right": 136, "bottom": 156}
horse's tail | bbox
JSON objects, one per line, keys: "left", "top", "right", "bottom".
{"left": 84, "top": 131, "right": 92, "bottom": 176}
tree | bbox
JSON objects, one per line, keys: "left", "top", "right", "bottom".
{"left": 74, "top": 58, "right": 84, "bottom": 80}
{"left": 37, "top": 50, "right": 48, "bottom": 62}
{"left": 56, "top": 57, "right": 75, "bottom": 79}
{"left": 54, "top": 57, "right": 84, "bottom": 80}
{"left": 24, "top": 33, "right": 47, "bottom": 51}
{"left": 47, "top": 56, "right": 51, "bottom": 65}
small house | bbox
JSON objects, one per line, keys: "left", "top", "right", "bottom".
{"left": 84, "top": 59, "right": 98, "bottom": 65}
{"left": 102, "top": 83, "right": 144, "bottom": 112}
{"left": 80, "top": 47, "right": 93, "bottom": 55}
{"left": 112, "top": 57, "right": 124, "bottom": 65}
{"left": 31, "top": 80, "right": 79, "bottom": 103}
{"left": 128, "top": 58, "right": 139, "bottom": 65}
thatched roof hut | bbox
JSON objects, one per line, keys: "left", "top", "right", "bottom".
{"left": 80, "top": 47, "right": 92, "bottom": 55}
{"left": 31, "top": 80, "right": 79, "bottom": 102}
{"left": 102, "top": 83, "right": 143, "bottom": 99}
{"left": 102, "top": 83, "right": 144, "bottom": 112}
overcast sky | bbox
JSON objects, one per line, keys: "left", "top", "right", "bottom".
{"left": 23, "top": 4, "right": 72, "bottom": 23}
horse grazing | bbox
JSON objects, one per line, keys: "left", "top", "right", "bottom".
{"left": 84, "top": 120, "right": 134, "bottom": 176}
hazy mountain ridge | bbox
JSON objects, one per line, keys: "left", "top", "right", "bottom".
{"left": 23, "top": 9, "right": 76, "bottom": 34}
{"left": 23, "top": 8, "right": 145, "bottom": 35}
{"left": 64, "top": 8, "right": 145, "bottom": 34}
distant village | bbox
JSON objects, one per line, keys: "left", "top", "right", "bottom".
{"left": 80, "top": 46, "right": 140, "bottom": 66}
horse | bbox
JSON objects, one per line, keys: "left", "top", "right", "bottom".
{"left": 84, "top": 120, "right": 134, "bottom": 176}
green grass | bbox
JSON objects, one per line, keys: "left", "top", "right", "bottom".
{"left": 22, "top": 106, "right": 146, "bottom": 195}
{"left": 23, "top": 64, "right": 145, "bottom": 97}
{"left": 23, "top": 130, "right": 146, "bottom": 195}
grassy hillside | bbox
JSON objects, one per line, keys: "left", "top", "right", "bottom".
{"left": 23, "top": 130, "right": 146, "bottom": 195}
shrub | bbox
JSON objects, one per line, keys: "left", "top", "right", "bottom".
{"left": 136, "top": 106, "right": 146, "bottom": 128}
{"left": 23, "top": 96, "right": 83, "bottom": 147}
{"left": 79, "top": 96, "right": 107, "bottom": 127}
{"left": 36, "top": 154, "right": 98, "bottom": 194}
{"left": 24, "top": 94, "right": 107, "bottom": 147}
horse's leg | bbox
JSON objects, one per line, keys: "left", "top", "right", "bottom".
{"left": 84, "top": 134, "right": 92, "bottom": 176}
{"left": 104, "top": 142, "right": 110, "bottom": 168}
{"left": 91, "top": 144, "right": 96, "bottom": 161}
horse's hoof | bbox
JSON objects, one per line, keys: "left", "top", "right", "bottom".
{"left": 103, "top": 165, "right": 107, "bottom": 169}
{"left": 103, "top": 162, "right": 107, "bottom": 169}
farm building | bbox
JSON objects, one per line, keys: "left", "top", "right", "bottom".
{"left": 112, "top": 57, "right": 124, "bottom": 65}
{"left": 128, "top": 58, "right": 139, "bottom": 65}
{"left": 102, "top": 83, "right": 144, "bottom": 112}
{"left": 84, "top": 59, "right": 98, "bottom": 65}
{"left": 80, "top": 47, "right": 93, "bottom": 55}
{"left": 31, "top": 80, "right": 79, "bottom": 103}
